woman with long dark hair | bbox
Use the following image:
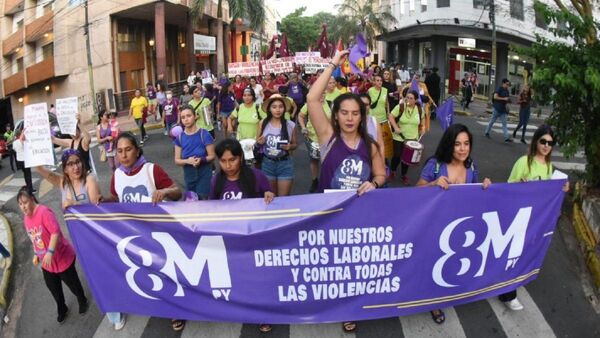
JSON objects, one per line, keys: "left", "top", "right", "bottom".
{"left": 256, "top": 95, "right": 297, "bottom": 196}
{"left": 228, "top": 87, "right": 266, "bottom": 140}
{"left": 217, "top": 82, "right": 238, "bottom": 138}
{"left": 307, "top": 50, "right": 386, "bottom": 333}
{"left": 512, "top": 84, "right": 532, "bottom": 144}
{"left": 416, "top": 123, "right": 491, "bottom": 323}
{"left": 500, "top": 124, "right": 569, "bottom": 311}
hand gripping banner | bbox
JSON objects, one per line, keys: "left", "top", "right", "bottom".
{"left": 65, "top": 180, "right": 566, "bottom": 323}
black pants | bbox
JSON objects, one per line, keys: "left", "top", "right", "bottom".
{"left": 7, "top": 149, "right": 16, "bottom": 171}
{"left": 498, "top": 290, "right": 517, "bottom": 302}
{"left": 17, "top": 161, "right": 33, "bottom": 193}
{"left": 42, "top": 259, "right": 87, "bottom": 315}
{"left": 390, "top": 140, "right": 409, "bottom": 176}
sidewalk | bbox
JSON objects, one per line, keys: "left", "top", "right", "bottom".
{"left": 80, "top": 113, "right": 166, "bottom": 136}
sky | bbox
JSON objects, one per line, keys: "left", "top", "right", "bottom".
{"left": 269, "top": 0, "right": 342, "bottom": 19}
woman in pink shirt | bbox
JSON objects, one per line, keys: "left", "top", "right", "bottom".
{"left": 18, "top": 187, "right": 88, "bottom": 324}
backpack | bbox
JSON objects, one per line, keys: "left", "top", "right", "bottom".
{"left": 395, "top": 102, "right": 423, "bottom": 124}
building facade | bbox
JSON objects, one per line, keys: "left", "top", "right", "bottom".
{"left": 0, "top": 0, "right": 231, "bottom": 123}
{"left": 378, "top": 0, "right": 564, "bottom": 98}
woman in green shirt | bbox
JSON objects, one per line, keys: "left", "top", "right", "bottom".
{"left": 189, "top": 86, "right": 215, "bottom": 137}
{"left": 388, "top": 90, "right": 423, "bottom": 185}
{"left": 228, "top": 87, "right": 266, "bottom": 140}
{"left": 501, "top": 124, "right": 569, "bottom": 311}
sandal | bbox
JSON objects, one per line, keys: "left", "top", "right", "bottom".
{"left": 259, "top": 324, "right": 272, "bottom": 333}
{"left": 171, "top": 319, "right": 186, "bottom": 331}
{"left": 430, "top": 309, "right": 445, "bottom": 324}
{"left": 342, "top": 321, "right": 357, "bottom": 333}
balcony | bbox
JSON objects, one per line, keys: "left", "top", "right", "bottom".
{"left": 26, "top": 11, "right": 54, "bottom": 43}
{"left": 3, "top": 71, "right": 26, "bottom": 95}
{"left": 2, "top": 28, "right": 24, "bottom": 56}
{"left": 26, "top": 57, "right": 55, "bottom": 86}
{"left": 4, "top": 0, "right": 23, "bottom": 15}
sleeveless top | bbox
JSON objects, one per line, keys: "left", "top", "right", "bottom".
{"left": 99, "top": 123, "right": 111, "bottom": 151}
{"left": 61, "top": 179, "right": 91, "bottom": 204}
{"left": 262, "top": 120, "right": 295, "bottom": 159}
{"left": 114, "top": 163, "right": 156, "bottom": 203}
{"left": 318, "top": 136, "right": 372, "bottom": 192}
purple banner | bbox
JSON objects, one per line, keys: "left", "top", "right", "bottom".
{"left": 65, "top": 181, "right": 565, "bottom": 323}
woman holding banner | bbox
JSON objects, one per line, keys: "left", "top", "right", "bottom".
{"left": 104, "top": 132, "right": 183, "bottom": 331}
{"left": 18, "top": 187, "right": 88, "bottom": 324}
{"left": 500, "top": 124, "right": 569, "bottom": 311}
{"left": 307, "top": 50, "right": 386, "bottom": 333}
{"left": 416, "top": 123, "right": 491, "bottom": 324}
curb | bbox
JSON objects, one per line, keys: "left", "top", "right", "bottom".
{"left": 573, "top": 184, "right": 600, "bottom": 288}
{"left": 454, "top": 109, "right": 472, "bottom": 117}
{"left": 0, "top": 213, "right": 13, "bottom": 309}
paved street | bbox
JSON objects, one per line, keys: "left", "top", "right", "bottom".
{"left": 0, "top": 107, "right": 597, "bottom": 338}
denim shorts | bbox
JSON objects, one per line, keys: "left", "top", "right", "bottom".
{"left": 220, "top": 110, "right": 233, "bottom": 118}
{"left": 183, "top": 163, "right": 212, "bottom": 199}
{"left": 261, "top": 157, "right": 294, "bottom": 180}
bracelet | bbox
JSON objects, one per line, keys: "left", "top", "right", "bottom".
{"left": 328, "top": 62, "right": 337, "bottom": 68}
{"left": 372, "top": 180, "right": 380, "bottom": 189}
{"left": 48, "top": 248, "right": 55, "bottom": 254}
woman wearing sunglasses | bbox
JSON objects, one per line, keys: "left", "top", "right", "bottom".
{"left": 36, "top": 149, "right": 101, "bottom": 209}
{"left": 501, "top": 124, "right": 569, "bottom": 311}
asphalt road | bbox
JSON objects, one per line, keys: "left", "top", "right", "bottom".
{"left": 0, "top": 113, "right": 597, "bottom": 338}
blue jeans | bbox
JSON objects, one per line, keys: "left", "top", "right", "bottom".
{"left": 183, "top": 163, "right": 212, "bottom": 199}
{"left": 514, "top": 106, "right": 531, "bottom": 140}
{"left": 485, "top": 108, "right": 509, "bottom": 140}
{"left": 107, "top": 312, "right": 122, "bottom": 325}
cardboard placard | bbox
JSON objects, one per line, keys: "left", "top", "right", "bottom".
{"left": 55, "top": 97, "right": 78, "bottom": 135}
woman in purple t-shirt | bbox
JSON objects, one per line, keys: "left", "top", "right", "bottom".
{"left": 416, "top": 123, "right": 491, "bottom": 325}
{"left": 306, "top": 50, "right": 386, "bottom": 334}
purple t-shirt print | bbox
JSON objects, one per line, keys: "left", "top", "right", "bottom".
{"left": 319, "top": 137, "right": 372, "bottom": 192}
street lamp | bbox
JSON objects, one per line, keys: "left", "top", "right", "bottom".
{"left": 149, "top": 39, "right": 155, "bottom": 47}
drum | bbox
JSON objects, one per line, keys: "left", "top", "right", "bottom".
{"left": 401, "top": 140, "right": 424, "bottom": 166}
{"left": 239, "top": 139, "right": 256, "bottom": 161}
{"left": 308, "top": 141, "right": 320, "bottom": 160}
{"left": 202, "top": 106, "right": 213, "bottom": 126}
{"left": 380, "top": 122, "right": 394, "bottom": 159}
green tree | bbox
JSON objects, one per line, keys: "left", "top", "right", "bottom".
{"left": 524, "top": 0, "right": 599, "bottom": 187}
{"left": 335, "top": 0, "right": 397, "bottom": 50}
{"left": 190, "top": 0, "right": 265, "bottom": 73}
{"left": 280, "top": 7, "right": 321, "bottom": 52}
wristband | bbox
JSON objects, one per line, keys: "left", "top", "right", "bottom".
{"left": 328, "top": 62, "right": 337, "bottom": 68}
{"left": 48, "top": 248, "right": 55, "bottom": 254}
{"left": 372, "top": 180, "right": 380, "bottom": 189}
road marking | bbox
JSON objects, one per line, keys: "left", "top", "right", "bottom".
{"left": 92, "top": 314, "right": 150, "bottom": 338}
{"left": 488, "top": 287, "right": 556, "bottom": 338}
{"left": 0, "top": 174, "right": 14, "bottom": 188}
{"left": 290, "top": 322, "right": 353, "bottom": 338}
{"left": 181, "top": 321, "right": 243, "bottom": 338}
{"left": 400, "top": 307, "right": 466, "bottom": 338}
{"left": 37, "top": 179, "right": 54, "bottom": 199}
{"left": 477, "top": 121, "right": 539, "bottom": 130}
{"left": 553, "top": 162, "right": 586, "bottom": 171}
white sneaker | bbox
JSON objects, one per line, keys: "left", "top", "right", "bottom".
{"left": 114, "top": 315, "right": 126, "bottom": 331}
{"left": 505, "top": 298, "right": 524, "bottom": 311}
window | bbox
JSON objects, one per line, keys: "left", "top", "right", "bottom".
{"left": 117, "top": 23, "right": 142, "bottom": 52}
{"left": 42, "top": 43, "right": 54, "bottom": 60}
{"left": 510, "top": 0, "right": 524, "bottom": 21}
{"left": 437, "top": 0, "right": 450, "bottom": 7}
{"left": 473, "top": 0, "right": 486, "bottom": 9}
{"left": 16, "top": 58, "right": 24, "bottom": 73}
{"left": 535, "top": 7, "right": 547, "bottom": 29}
{"left": 43, "top": 2, "right": 54, "bottom": 15}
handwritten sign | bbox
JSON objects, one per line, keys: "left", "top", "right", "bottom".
{"left": 228, "top": 62, "right": 260, "bottom": 77}
{"left": 304, "top": 57, "right": 331, "bottom": 74}
{"left": 23, "top": 103, "right": 54, "bottom": 168}
{"left": 295, "top": 52, "right": 320, "bottom": 65}
{"left": 261, "top": 58, "right": 294, "bottom": 74}
{"left": 55, "top": 97, "right": 78, "bottom": 135}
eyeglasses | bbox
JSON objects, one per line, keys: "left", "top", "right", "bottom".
{"left": 66, "top": 160, "right": 82, "bottom": 167}
{"left": 538, "top": 139, "right": 555, "bottom": 147}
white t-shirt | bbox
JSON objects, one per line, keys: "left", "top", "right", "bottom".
{"left": 253, "top": 84, "right": 264, "bottom": 104}
{"left": 114, "top": 163, "right": 156, "bottom": 203}
{"left": 13, "top": 139, "right": 24, "bottom": 161}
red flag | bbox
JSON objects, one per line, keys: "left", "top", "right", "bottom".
{"left": 280, "top": 34, "right": 290, "bottom": 57}
{"left": 264, "top": 35, "right": 277, "bottom": 59}
{"left": 316, "top": 24, "right": 329, "bottom": 58}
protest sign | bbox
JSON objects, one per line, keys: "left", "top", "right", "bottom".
{"left": 261, "top": 58, "right": 294, "bottom": 74}
{"left": 66, "top": 181, "right": 565, "bottom": 323}
{"left": 295, "top": 52, "right": 321, "bottom": 65}
{"left": 304, "top": 57, "right": 331, "bottom": 74}
{"left": 23, "top": 103, "right": 54, "bottom": 167}
{"left": 228, "top": 62, "right": 260, "bottom": 77}
{"left": 55, "top": 97, "right": 78, "bottom": 135}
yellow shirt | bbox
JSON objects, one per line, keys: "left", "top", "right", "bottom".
{"left": 300, "top": 102, "right": 331, "bottom": 142}
{"left": 368, "top": 87, "right": 388, "bottom": 123}
{"left": 130, "top": 96, "right": 148, "bottom": 119}
{"left": 189, "top": 98, "right": 214, "bottom": 131}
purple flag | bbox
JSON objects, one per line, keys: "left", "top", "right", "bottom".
{"left": 410, "top": 79, "right": 422, "bottom": 105}
{"left": 66, "top": 181, "right": 566, "bottom": 323}
{"left": 436, "top": 99, "right": 454, "bottom": 131}
{"left": 349, "top": 33, "right": 369, "bottom": 75}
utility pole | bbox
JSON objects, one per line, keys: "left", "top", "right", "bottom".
{"left": 84, "top": 0, "right": 98, "bottom": 120}
{"left": 488, "top": 0, "right": 496, "bottom": 103}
